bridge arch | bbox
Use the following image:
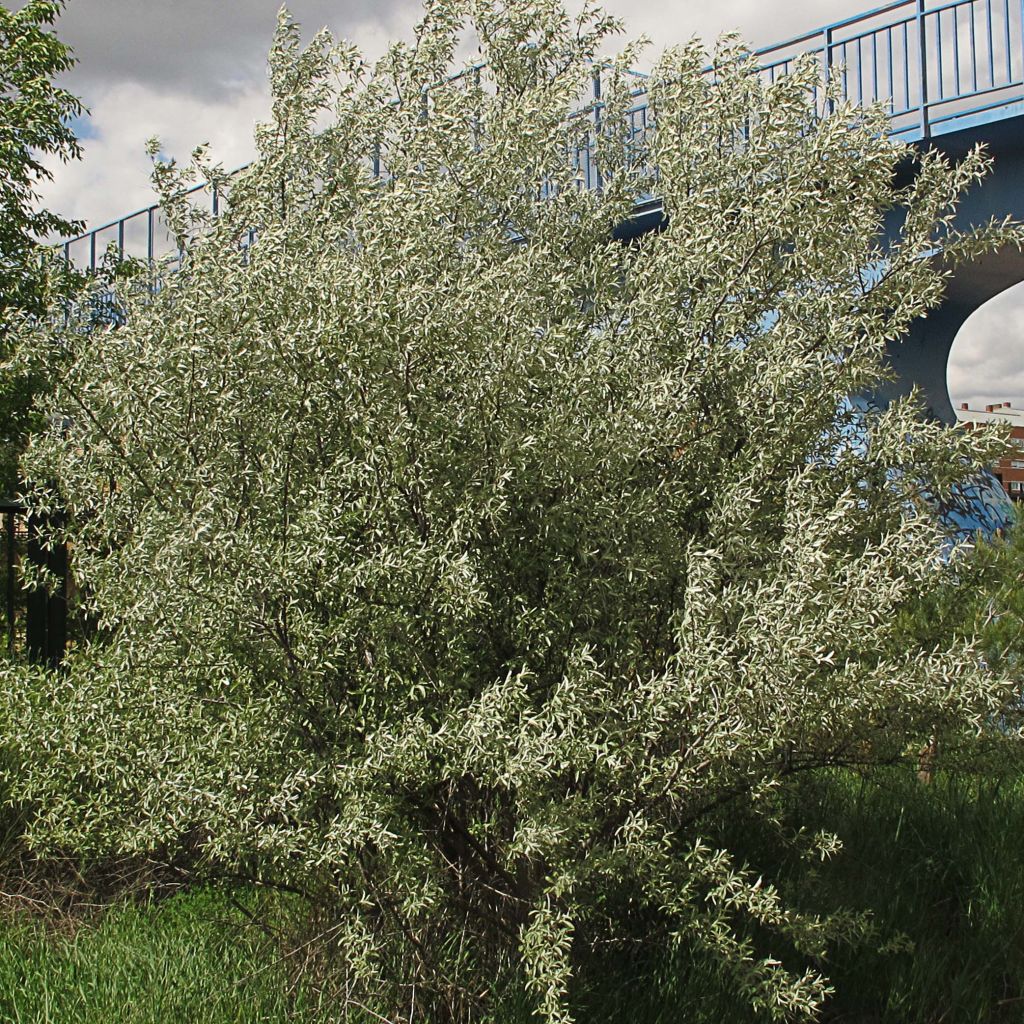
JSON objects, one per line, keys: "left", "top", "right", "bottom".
{"left": 871, "top": 244, "right": 1024, "bottom": 424}
{"left": 949, "top": 278, "right": 1024, "bottom": 417}
{"left": 869, "top": 105, "right": 1024, "bottom": 424}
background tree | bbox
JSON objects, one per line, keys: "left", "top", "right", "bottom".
{"left": 0, "top": 0, "right": 81, "bottom": 493}
{"left": 2, "top": 1, "right": 1021, "bottom": 1021}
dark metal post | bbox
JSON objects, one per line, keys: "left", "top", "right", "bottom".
{"left": 917, "top": 0, "right": 930, "bottom": 138}
{"left": 592, "top": 68, "right": 602, "bottom": 192}
{"left": 25, "top": 513, "right": 46, "bottom": 663}
{"left": 45, "top": 509, "right": 67, "bottom": 670}
{"left": 24, "top": 509, "right": 67, "bottom": 669}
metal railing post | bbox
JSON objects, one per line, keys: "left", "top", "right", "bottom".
{"left": 917, "top": 0, "right": 930, "bottom": 138}
{"left": 147, "top": 206, "right": 155, "bottom": 263}
{"left": 823, "top": 25, "right": 834, "bottom": 114}
{"left": 1020, "top": 0, "right": 1024, "bottom": 84}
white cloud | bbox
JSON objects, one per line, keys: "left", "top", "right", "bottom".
{"left": 949, "top": 283, "right": 1024, "bottom": 410}
{"left": 42, "top": 80, "right": 268, "bottom": 231}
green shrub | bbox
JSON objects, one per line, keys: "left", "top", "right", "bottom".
{"left": 3, "top": 1, "right": 1021, "bottom": 1020}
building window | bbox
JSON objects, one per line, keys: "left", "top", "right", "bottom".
{"left": 1011, "top": 481, "right": 1023, "bottom": 493}
{"left": 1012, "top": 460, "right": 1024, "bottom": 469}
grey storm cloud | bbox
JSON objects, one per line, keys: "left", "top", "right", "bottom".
{"left": 52, "top": 0, "right": 871, "bottom": 100}
{"left": 55, "top": 0, "right": 420, "bottom": 99}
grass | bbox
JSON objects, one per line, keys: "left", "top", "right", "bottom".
{"left": 574, "top": 766, "right": 1024, "bottom": 1024}
{"left": 2, "top": 767, "right": 1024, "bottom": 1023}
{"left": 0, "top": 887, "right": 320, "bottom": 1024}
{"left": 790, "top": 768, "right": 1024, "bottom": 1024}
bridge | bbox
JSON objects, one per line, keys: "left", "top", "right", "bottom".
{"left": 60, "top": 0, "right": 1024, "bottom": 428}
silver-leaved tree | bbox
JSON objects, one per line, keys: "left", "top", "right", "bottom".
{"left": 3, "top": 0, "right": 1021, "bottom": 1019}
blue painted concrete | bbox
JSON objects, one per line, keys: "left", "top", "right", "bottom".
{"left": 873, "top": 109, "right": 1024, "bottom": 425}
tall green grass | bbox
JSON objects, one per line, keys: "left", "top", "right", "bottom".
{"left": 790, "top": 768, "right": 1024, "bottom": 1024}
{"left": 2, "top": 768, "right": 1023, "bottom": 1023}
{"left": 0, "top": 888, "right": 320, "bottom": 1024}
{"left": 573, "top": 767, "right": 1024, "bottom": 1024}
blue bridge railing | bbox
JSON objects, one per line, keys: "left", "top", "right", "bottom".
{"left": 61, "top": 0, "right": 1024, "bottom": 273}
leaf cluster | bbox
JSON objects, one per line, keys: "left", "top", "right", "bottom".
{"left": 0, "top": 0, "right": 83, "bottom": 492}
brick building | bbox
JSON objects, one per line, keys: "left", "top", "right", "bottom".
{"left": 956, "top": 401, "right": 1024, "bottom": 499}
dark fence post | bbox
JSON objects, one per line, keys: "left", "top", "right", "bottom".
{"left": 21, "top": 506, "right": 67, "bottom": 669}
{"left": 45, "top": 508, "right": 67, "bottom": 669}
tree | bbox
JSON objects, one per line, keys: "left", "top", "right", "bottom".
{"left": 2, "top": 1, "right": 1020, "bottom": 1020}
{"left": 0, "top": 0, "right": 82, "bottom": 492}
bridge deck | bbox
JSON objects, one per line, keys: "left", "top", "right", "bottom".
{"left": 61, "top": 0, "right": 1024, "bottom": 271}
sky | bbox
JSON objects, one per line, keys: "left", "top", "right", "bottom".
{"left": 33, "top": 0, "right": 1024, "bottom": 412}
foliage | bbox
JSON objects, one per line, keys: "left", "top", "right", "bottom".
{"left": 782, "top": 767, "right": 1024, "bottom": 1024}
{"left": 6, "top": 769, "right": 1024, "bottom": 1024}
{"left": 901, "top": 510, "right": 1024, "bottom": 674}
{"left": 573, "top": 766, "right": 1024, "bottom": 1024}
{"left": 0, "top": 0, "right": 82, "bottom": 492}
{"left": 2, "top": 0, "right": 1023, "bottom": 1019}
{"left": 893, "top": 509, "right": 1024, "bottom": 762}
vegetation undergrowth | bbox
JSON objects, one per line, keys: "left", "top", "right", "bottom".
{"left": 1, "top": 766, "right": 1022, "bottom": 1023}
{"left": 799, "top": 768, "right": 1024, "bottom": 1024}
{"left": 0, "top": 886, "right": 321, "bottom": 1024}
{"left": 575, "top": 765, "right": 1024, "bottom": 1024}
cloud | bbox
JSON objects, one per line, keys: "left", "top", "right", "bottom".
{"left": 949, "top": 283, "right": 1024, "bottom": 410}
{"left": 42, "top": 80, "right": 269, "bottom": 231}
{"left": 51, "top": 0, "right": 874, "bottom": 101}
{"left": 55, "top": 0, "right": 421, "bottom": 99}
{"left": 39, "top": 0, "right": 882, "bottom": 226}
{"left": 605, "top": 0, "right": 869, "bottom": 53}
